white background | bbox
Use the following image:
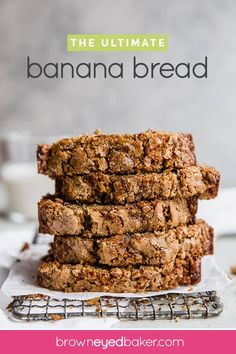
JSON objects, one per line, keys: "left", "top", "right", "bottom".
{"left": 0, "top": 0, "right": 236, "bottom": 185}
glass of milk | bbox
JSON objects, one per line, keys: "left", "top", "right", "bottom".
{"left": 0, "top": 131, "right": 57, "bottom": 222}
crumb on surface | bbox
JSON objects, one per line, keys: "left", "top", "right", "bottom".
{"left": 105, "top": 300, "right": 113, "bottom": 307}
{"left": 230, "top": 266, "right": 236, "bottom": 275}
{"left": 86, "top": 297, "right": 100, "bottom": 306}
{"left": 95, "top": 306, "right": 101, "bottom": 313}
{"left": 21, "top": 242, "right": 30, "bottom": 252}
{"left": 6, "top": 302, "right": 13, "bottom": 311}
{"left": 94, "top": 128, "right": 103, "bottom": 135}
{"left": 51, "top": 314, "right": 63, "bottom": 321}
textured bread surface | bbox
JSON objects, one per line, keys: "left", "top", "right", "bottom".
{"left": 37, "top": 130, "right": 196, "bottom": 177}
{"left": 38, "top": 196, "right": 197, "bottom": 237}
{"left": 38, "top": 256, "right": 201, "bottom": 293}
{"left": 55, "top": 165, "right": 220, "bottom": 204}
{"left": 51, "top": 219, "right": 213, "bottom": 267}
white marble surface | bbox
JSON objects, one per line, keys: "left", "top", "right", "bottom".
{"left": 0, "top": 0, "right": 236, "bottom": 185}
{"left": 0, "top": 188, "right": 236, "bottom": 329}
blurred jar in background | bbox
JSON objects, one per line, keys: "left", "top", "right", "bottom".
{"left": 0, "top": 131, "right": 56, "bottom": 222}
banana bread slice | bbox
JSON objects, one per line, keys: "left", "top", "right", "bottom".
{"left": 38, "top": 256, "right": 201, "bottom": 293}
{"left": 51, "top": 220, "right": 213, "bottom": 267}
{"left": 38, "top": 196, "right": 197, "bottom": 237}
{"left": 55, "top": 165, "right": 220, "bottom": 205}
{"left": 37, "top": 130, "right": 196, "bottom": 177}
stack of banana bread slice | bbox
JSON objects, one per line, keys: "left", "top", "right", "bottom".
{"left": 37, "top": 131, "right": 220, "bottom": 293}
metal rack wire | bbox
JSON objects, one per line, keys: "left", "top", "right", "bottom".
{"left": 11, "top": 291, "right": 223, "bottom": 321}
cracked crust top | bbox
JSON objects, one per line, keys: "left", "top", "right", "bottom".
{"left": 37, "top": 130, "right": 196, "bottom": 177}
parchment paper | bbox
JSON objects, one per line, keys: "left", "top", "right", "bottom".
{"left": 1, "top": 244, "right": 231, "bottom": 300}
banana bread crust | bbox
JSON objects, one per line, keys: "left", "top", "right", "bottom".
{"left": 37, "top": 131, "right": 196, "bottom": 177}
{"left": 38, "top": 196, "right": 197, "bottom": 237}
{"left": 55, "top": 165, "right": 220, "bottom": 205}
{"left": 51, "top": 220, "right": 213, "bottom": 267}
{"left": 38, "top": 256, "right": 201, "bottom": 293}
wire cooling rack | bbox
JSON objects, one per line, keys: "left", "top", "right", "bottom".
{"left": 10, "top": 291, "right": 223, "bottom": 322}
